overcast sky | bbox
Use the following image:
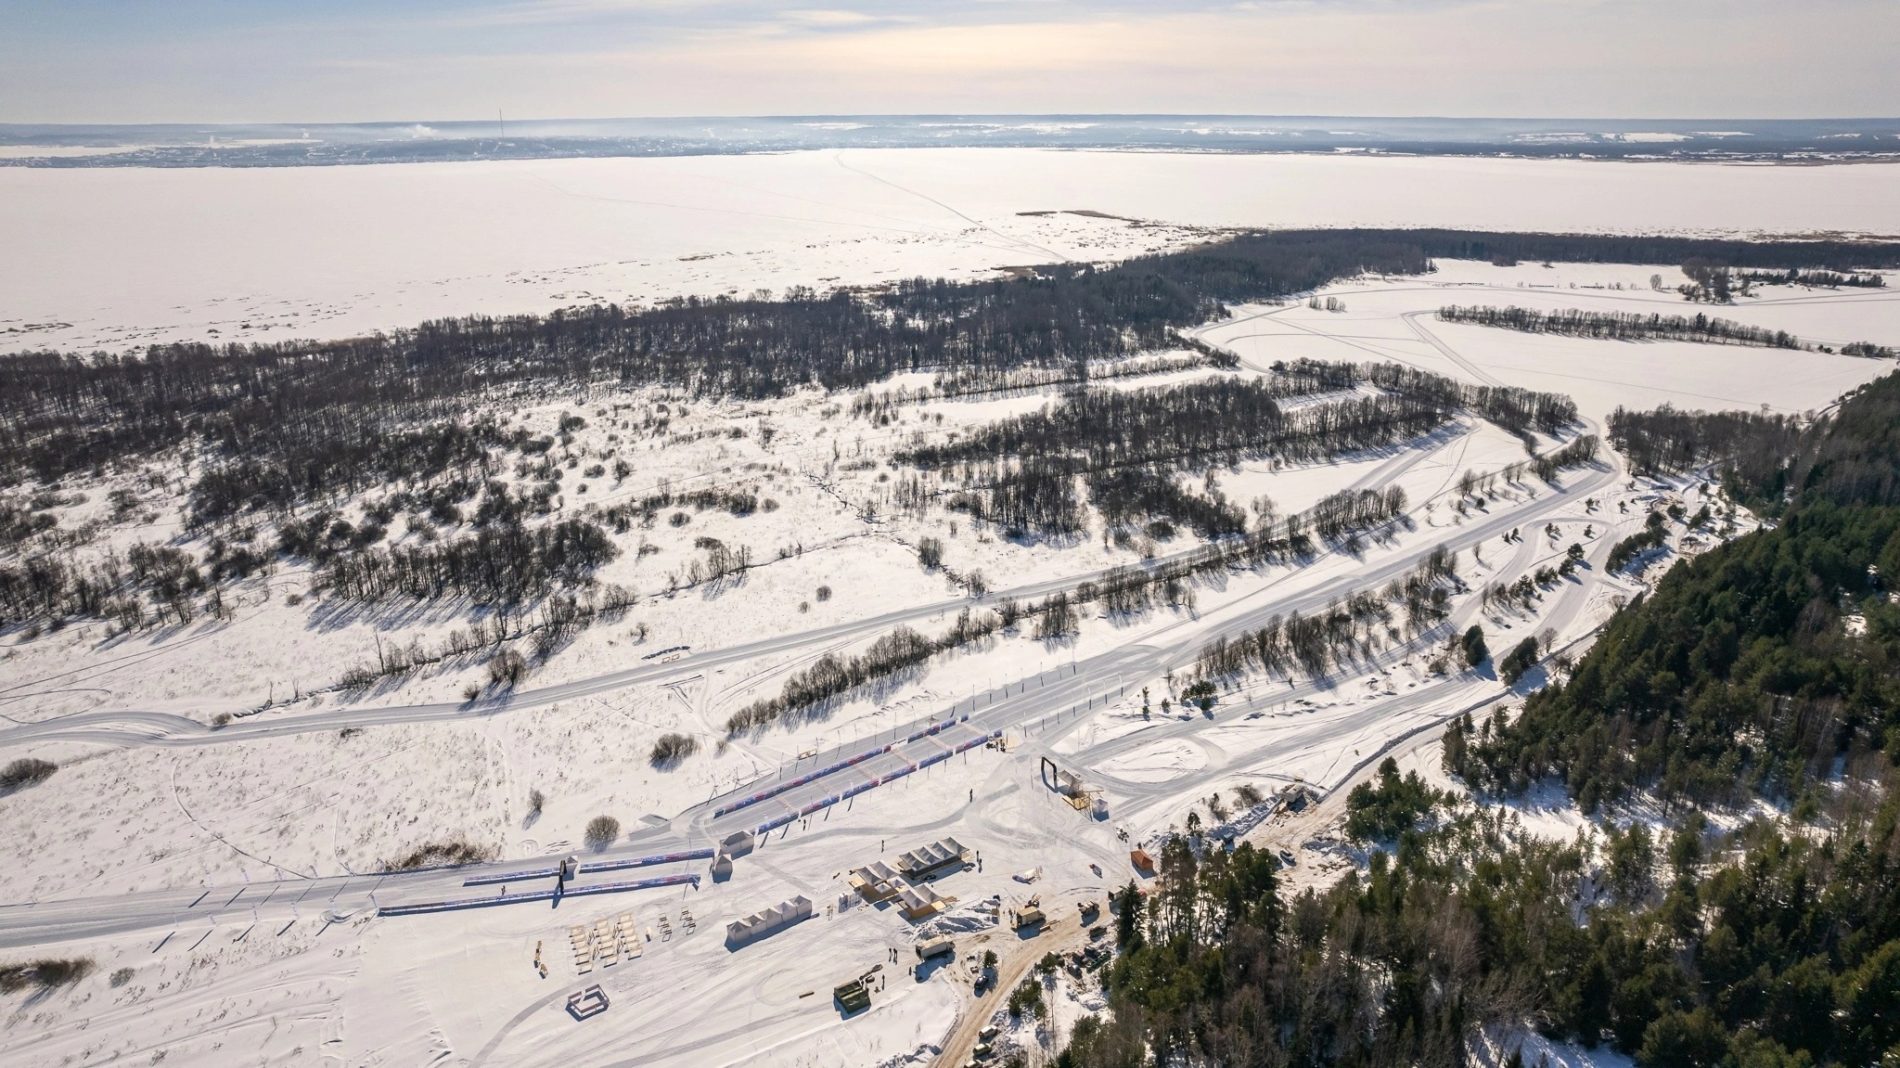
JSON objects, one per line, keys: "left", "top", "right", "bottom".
{"left": 3, "top": 0, "right": 1896, "bottom": 124}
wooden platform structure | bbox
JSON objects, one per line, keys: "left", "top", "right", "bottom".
{"left": 567, "top": 910, "right": 644, "bottom": 974}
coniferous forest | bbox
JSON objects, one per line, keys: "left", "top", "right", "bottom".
{"left": 1057, "top": 369, "right": 1900, "bottom": 1068}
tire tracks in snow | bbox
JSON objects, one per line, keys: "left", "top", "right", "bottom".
{"left": 832, "top": 152, "right": 1072, "bottom": 265}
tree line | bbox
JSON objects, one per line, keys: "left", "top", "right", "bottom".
{"left": 903, "top": 377, "right": 1448, "bottom": 473}
{"left": 728, "top": 485, "right": 1417, "bottom": 734}
{"left": 727, "top": 614, "right": 992, "bottom": 733}
{"left": 916, "top": 380, "right": 1443, "bottom": 537}
{"left": 910, "top": 358, "right": 1578, "bottom": 538}
{"left": 1607, "top": 404, "right": 1803, "bottom": 480}
{"left": 1441, "top": 303, "right": 1897, "bottom": 360}
{"left": 1618, "top": 375, "right": 1900, "bottom": 513}
{"left": 0, "top": 228, "right": 1883, "bottom": 638}
{"left": 1405, "top": 231, "right": 1900, "bottom": 272}
{"left": 9, "top": 229, "right": 1892, "bottom": 499}
{"left": 1731, "top": 267, "right": 1885, "bottom": 289}
{"left": 1362, "top": 361, "right": 1578, "bottom": 436}
{"left": 1681, "top": 259, "right": 1887, "bottom": 303}
{"left": 0, "top": 230, "right": 1444, "bottom": 490}
{"left": 1193, "top": 545, "right": 1456, "bottom": 680}
{"left": 1439, "top": 305, "right": 1803, "bottom": 349}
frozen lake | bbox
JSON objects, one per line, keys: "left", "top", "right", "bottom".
{"left": 5, "top": 148, "right": 1900, "bottom": 354}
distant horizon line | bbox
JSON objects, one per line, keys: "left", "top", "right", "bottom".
{"left": 5, "top": 112, "right": 1899, "bottom": 130}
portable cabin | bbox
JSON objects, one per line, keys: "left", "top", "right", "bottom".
{"left": 721, "top": 830, "right": 756, "bottom": 857}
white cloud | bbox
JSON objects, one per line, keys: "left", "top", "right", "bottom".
{"left": 779, "top": 9, "right": 885, "bottom": 27}
{"left": 434, "top": 0, "right": 704, "bottom": 28}
{"left": 2, "top": 0, "right": 1896, "bottom": 122}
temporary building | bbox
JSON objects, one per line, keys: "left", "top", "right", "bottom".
{"left": 895, "top": 879, "right": 947, "bottom": 920}
{"left": 850, "top": 851, "right": 953, "bottom": 918}
{"left": 846, "top": 860, "right": 907, "bottom": 902}
{"left": 721, "top": 830, "right": 756, "bottom": 857}
{"left": 725, "top": 894, "right": 813, "bottom": 946}
{"left": 894, "top": 837, "right": 972, "bottom": 879}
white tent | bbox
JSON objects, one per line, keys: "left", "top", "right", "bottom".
{"left": 895, "top": 880, "right": 943, "bottom": 919}
{"left": 847, "top": 859, "right": 906, "bottom": 901}
{"left": 894, "top": 837, "right": 970, "bottom": 878}
{"left": 725, "top": 894, "right": 813, "bottom": 945}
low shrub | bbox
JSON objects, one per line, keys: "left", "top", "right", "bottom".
{"left": 649, "top": 733, "right": 699, "bottom": 768}
{"left": 584, "top": 815, "right": 620, "bottom": 852}
{"left": 0, "top": 957, "right": 94, "bottom": 994}
{"left": 0, "top": 758, "right": 57, "bottom": 793}
{"left": 382, "top": 839, "right": 495, "bottom": 871}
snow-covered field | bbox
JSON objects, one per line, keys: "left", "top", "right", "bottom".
{"left": 1199, "top": 260, "right": 1900, "bottom": 423}
{"left": 4, "top": 152, "right": 1900, "bottom": 1068}
{"left": 6, "top": 149, "right": 1900, "bottom": 353}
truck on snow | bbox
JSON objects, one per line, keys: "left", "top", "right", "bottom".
{"left": 916, "top": 935, "right": 954, "bottom": 960}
